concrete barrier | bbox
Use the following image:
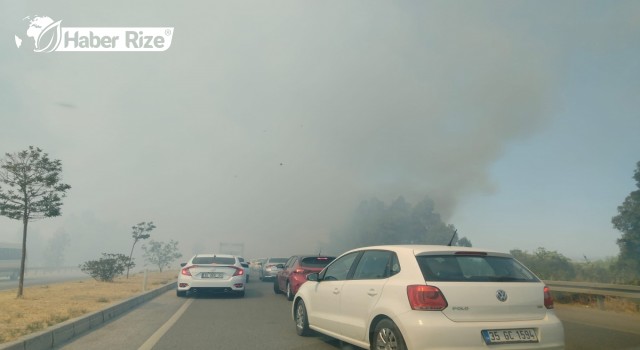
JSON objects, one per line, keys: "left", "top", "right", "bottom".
{"left": 0, "top": 282, "right": 176, "bottom": 350}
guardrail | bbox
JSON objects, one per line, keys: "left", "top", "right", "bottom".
{"left": 544, "top": 280, "right": 640, "bottom": 309}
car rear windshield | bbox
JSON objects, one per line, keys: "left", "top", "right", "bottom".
{"left": 416, "top": 254, "right": 539, "bottom": 282}
{"left": 268, "top": 258, "right": 288, "bottom": 263}
{"left": 300, "top": 256, "right": 335, "bottom": 268}
{"left": 192, "top": 256, "right": 236, "bottom": 265}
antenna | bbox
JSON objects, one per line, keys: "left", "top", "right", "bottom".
{"left": 447, "top": 229, "right": 457, "bottom": 247}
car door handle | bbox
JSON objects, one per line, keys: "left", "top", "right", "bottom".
{"left": 367, "top": 289, "right": 378, "bottom": 296}
{"left": 333, "top": 288, "right": 340, "bottom": 295}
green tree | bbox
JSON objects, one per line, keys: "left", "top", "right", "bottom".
{"left": 80, "top": 253, "right": 133, "bottom": 282}
{"left": 0, "top": 146, "right": 71, "bottom": 298}
{"left": 127, "top": 221, "right": 155, "bottom": 278}
{"left": 510, "top": 248, "right": 575, "bottom": 280}
{"left": 142, "top": 240, "right": 182, "bottom": 272}
{"left": 611, "top": 161, "right": 640, "bottom": 284}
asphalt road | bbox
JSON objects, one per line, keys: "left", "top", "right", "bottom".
{"left": 54, "top": 280, "right": 640, "bottom": 350}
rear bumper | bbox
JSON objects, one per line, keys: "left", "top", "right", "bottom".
{"left": 397, "top": 311, "right": 565, "bottom": 349}
{"left": 177, "top": 276, "right": 245, "bottom": 293}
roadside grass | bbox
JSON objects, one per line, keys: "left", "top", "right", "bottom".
{"left": 0, "top": 270, "right": 177, "bottom": 344}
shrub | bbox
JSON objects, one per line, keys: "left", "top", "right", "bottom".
{"left": 79, "top": 253, "right": 134, "bottom": 282}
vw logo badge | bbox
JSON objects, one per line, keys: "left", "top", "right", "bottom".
{"left": 496, "top": 289, "right": 508, "bottom": 302}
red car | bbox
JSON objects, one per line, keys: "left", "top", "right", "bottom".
{"left": 274, "top": 255, "right": 336, "bottom": 300}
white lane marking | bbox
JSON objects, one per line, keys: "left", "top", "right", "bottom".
{"left": 138, "top": 298, "right": 193, "bottom": 350}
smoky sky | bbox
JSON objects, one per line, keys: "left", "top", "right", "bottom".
{"left": 1, "top": 1, "right": 638, "bottom": 264}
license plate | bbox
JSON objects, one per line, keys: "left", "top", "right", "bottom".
{"left": 481, "top": 328, "right": 538, "bottom": 344}
{"left": 201, "top": 272, "right": 224, "bottom": 279}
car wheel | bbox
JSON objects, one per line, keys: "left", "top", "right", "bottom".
{"left": 274, "top": 279, "right": 282, "bottom": 294}
{"left": 372, "top": 319, "right": 406, "bottom": 350}
{"left": 176, "top": 290, "right": 186, "bottom": 297}
{"left": 286, "top": 282, "right": 294, "bottom": 301}
{"left": 294, "top": 300, "right": 311, "bottom": 336}
{"left": 237, "top": 290, "right": 245, "bottom": 298}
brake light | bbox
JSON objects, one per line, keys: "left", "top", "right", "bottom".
{"left": 233, "top": 267, "right": 245, "bottom": 276}
{"left": 454, "top": 251, "right": 487, "bottom": 256}
{"left": 181, "top": 266, "right": 192, "bottom": 276}
{"left": 294, "top": 268, "right": 307, "bottom": 274}
{"left": 543, "top": 286, "right": 554, "bottom": 309}
{"left": 407, "top": 285, "right": 448, "bottom": 311}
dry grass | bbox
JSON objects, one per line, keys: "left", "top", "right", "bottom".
{"left": 0, "top": 270, "right": 177, "bottom": 344}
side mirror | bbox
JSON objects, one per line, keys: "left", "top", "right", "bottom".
{"left": 180, "top": 262, "right": 187, "bottom": 267}
{"left": 306, "top": 273, "right": 319, "bottom": 281}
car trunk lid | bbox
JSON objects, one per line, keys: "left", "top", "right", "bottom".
{"left": 435, "top": 282, "right": 547, "bottom": 321}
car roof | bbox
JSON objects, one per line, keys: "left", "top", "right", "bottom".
{"left": 191, "top": 253, "right": 237, "bottom": 259}
{"left": 342, "top": 245, "right": 510, "bottom": 256}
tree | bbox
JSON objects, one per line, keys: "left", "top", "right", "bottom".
{"left": 80, "top": 253, "right": 133, "bottom": 282}
{"left": 611, "top": 161, "right": 640, "bottom": 283}
{"left": 510, "top": 248, "right": 575, "bottom": 280}
{"left": 334, "top": 196, "right": 470, "bottom": 252}
{"left": 142, "top": 240, "right": 182, "bottom": 272}
{"left": 127, "top": 221, "right": 155, "bottom": 278}
{"left": 0, "top": 146, "right": 71, "bottom": 298}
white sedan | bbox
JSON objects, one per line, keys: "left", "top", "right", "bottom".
{"left": 293, "top": 245, "right": 564, "bottom": 350}
{"left": 177, "top": 254, "right": 246, "bottom": 297}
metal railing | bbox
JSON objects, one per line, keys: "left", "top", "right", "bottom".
{"left": 545, "top": 280, "right": 640, "bottom": 299}
{"left": 544, "top": 280, "right": 640, "bottom": 309}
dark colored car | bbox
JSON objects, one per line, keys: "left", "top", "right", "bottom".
{"left": 274, "top": 255, "right": 336, "bottom": 300}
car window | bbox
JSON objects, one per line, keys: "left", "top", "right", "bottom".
{"left": 300, "top": 256, "right": 335, "bottom": 268}
{"left": 284, "top": 256, "right": 296, "bottom": 268}
{"left": 416, "top": 255, "right": 539, "bottom": 282}
{"left": 352, "top": 250, "right": 392, "bottom": 280}
{"left": 192, "top": 256, "right": 236, "bottom": 265}
{"left": 390, "top": 253, "right": 401, "bottom": 276}
{"left": 268, "top": 258, "right": 288, "bottom": 264}
{"left": 322, "top": 252, "right": 359, "bottom": 281}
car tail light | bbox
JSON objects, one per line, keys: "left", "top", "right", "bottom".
{"left": 543, "top": 286, "right": 554, "bottom": 309}
{"left": 233, "top": 267, "right": 244, "bottom": 276}
{"left": 294, "top": 268, "right": 307, "bottom": 274}
{"left": 407, "top": 285, "right": 448, "bottom": 311}
{"left": 181, "top": 266, "right": 192, "bottom": 276}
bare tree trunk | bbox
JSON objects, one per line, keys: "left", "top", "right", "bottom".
{"left": 127, "top": 242, "right": 136, "bottom": 279}
{"left": 18, "top": 215, "right": 28, "bottom": 298}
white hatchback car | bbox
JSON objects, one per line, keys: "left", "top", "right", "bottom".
{"left": 177, "top": 254, "right": 246, "bottom": 297}
{"left": 293, "top": 245, "right": 564, "bottom": 350}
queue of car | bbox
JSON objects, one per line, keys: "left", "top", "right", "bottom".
{"left": 175, "top": 246, "right": 565, "bottom": 349}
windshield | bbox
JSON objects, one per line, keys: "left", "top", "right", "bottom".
{"left": 192, "top": 257, "right": 236, "bottom": 265}
{"left": 416, "top": 255, "right": 539, "bottom": 282}
{"left": 300, "top": 257, "right": 335, "bottom": 268}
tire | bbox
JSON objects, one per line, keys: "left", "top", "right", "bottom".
{"left": 237, "top": 290, "right": 245, "bottom": 298}
{"left": 286, "top": 281, "right": 294, "bottom": 301}
{"left": 176, "top": 290, "right": 187, "bottom": 297}
{"left": 294, "top": 300, "right": 311, "bottom": 336}
{"left": 274, "top": 279, "right": 283, "bottom": 294}
{"left": 371, "top": 319, "right": 407, "bottom": 350}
